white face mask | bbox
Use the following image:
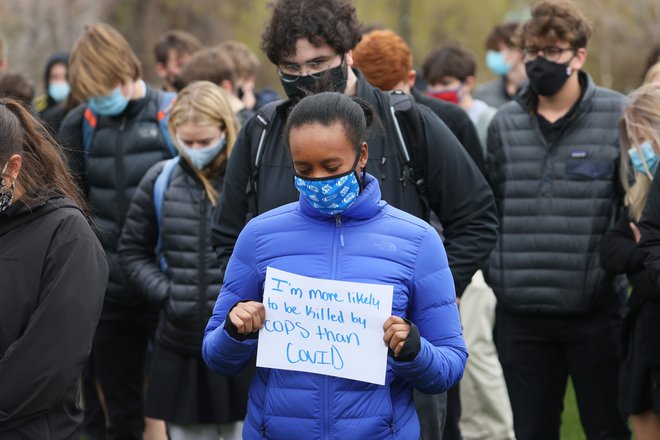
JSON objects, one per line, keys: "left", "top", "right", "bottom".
{"left": 176, "top": 134, "right": 226, "bottom": 170}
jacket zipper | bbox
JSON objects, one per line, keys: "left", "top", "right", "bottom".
{"left": 198, "top": 189, "right": 208, "bottom": 335}
{"left": 115, "top": 117, "right": 128, "bottom": 225}
{"left": 322, "top": 215, "right": 343, "bottom": 439}
{"left": 335, "top": 214, "right": 344, "bottom": 248}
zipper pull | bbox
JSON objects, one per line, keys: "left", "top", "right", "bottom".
{"left": 335, "top": 214, "right": 344, "bottom": 248}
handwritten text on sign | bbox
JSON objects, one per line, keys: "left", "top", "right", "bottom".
{"left": 256, "top": 267, "right": 394, "bottom": 385}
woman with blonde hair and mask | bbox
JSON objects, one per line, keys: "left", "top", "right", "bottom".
{"left": 119, "top": 81, "right": 249, "bottom": 440}
{"left": 600, "top": 82, "right": 660, "bottom": 440}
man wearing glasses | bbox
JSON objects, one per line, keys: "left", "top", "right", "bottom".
{"left": 486, "top": 1, "right": 630, "bottom": 439}
{"left": 210, "top": 0, "right": 498, "bottom": 438}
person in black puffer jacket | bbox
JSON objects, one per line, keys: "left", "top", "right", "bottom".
{"left": 119, "top": 81, "right": 250, "bottom": 440}
{"left": 58, "top": 23, "right": 176, "bottom": 440}
{"left": 602, "top": 83, "right": 660, "bottom": 440}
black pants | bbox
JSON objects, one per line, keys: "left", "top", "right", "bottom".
{"left": 85, "top": 301, "right": 159, "bottom": 440}
{"left": 442, "top": 384, "right": 462, "bottom": 440}
{"left": 495, "top": 306, "right": 630, "bottom": 440}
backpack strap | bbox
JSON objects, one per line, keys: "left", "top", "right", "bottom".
{"left": 245, "top": 99, "right": 283, "bottom": 221}
{"left": 157, "top": 91, "right": 178, "bottom": 157}
{"left": 82, "top": 106, "right": 97, "bottom": 157}
{"left": 153, "top": 156, "right": 181, "bottom": 272}
{"left": 387, "top": 90, "right": 430, "bottom": 220}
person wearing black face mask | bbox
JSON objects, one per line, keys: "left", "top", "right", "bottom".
{"left": 277, "top": 51, "right": 349, "bottom": 101}
{"left": 485, "top": 1, "right": 630, "bottom": 439}
{"left": 210, "top": 1, "right": 499, "bottom": 440}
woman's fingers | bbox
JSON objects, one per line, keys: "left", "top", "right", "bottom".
{"left": 229, "top": 301, "right": 266, "bottom": 334}
{"left": 382, "top": 316, "right": 411, "bottom": 356}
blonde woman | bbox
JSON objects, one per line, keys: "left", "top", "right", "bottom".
{"left": 600, "top": 83, "right": 660, "bottom": 440}
{"left": 118, "top": 81, "right": 248, "bottom": 440}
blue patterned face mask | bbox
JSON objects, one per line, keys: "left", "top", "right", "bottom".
{"left": 628, "top": 140, "right": 658, "bottom": 176}
{"left": 89, "top": 87, "right": 130, "bottom": 116}
{"left": 294, "top": 164, "right": 361, "bottom": 216}
{"left": 486, "top": 50, "right": 512, "bottom": 76}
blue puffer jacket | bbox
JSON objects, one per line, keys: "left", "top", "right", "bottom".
{"left": 203, "top": 174, "right": 467, "bottom": 440}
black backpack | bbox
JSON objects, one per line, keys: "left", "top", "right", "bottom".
{"left": 245, "top": 90, "right": 429, "bottom": 220}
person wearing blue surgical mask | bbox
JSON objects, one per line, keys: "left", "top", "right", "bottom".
{"left": 35, "top": 52, "right": 71, "bottom": 134}
{"left": 118, "top": 81, "right": 250, "bottom": 440}
{"left": 58, "top": 23, "right": 180, "bottom": 440}
{"left": 202, "top": 92, "right": 467, "bottom": 440}
{"left": 600, "top": 82, "right": 660, "bottom": 440}
{"left": 474, "top": 22, "right": 527, "bottom": 108}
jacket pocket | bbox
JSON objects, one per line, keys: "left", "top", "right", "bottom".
{"left": 565, "top": 159, "right": 614, "bottom": 180}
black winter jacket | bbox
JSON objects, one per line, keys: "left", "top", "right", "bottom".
{"left": 600, "top": 208, "right": 658, "bottom": 301}
{"left": 118, "top": 160, "right": 224, "bottom": 356}
{"left": 211, "top": 69, "right": 498, "bottom": 296}
{"left": 639, "top": 166, "right": 660, "bottom": 289}
{"left": 411, "top": 88, "right": 485, "bottom": 175}
{"left": 487, "top": 72, "right": 627, "bottom": 315}
{"left": 59, "top": 85, "right": 175, "bottom": 305}
{"left": 0, "top": 196, "right": 107, "bottom": 439}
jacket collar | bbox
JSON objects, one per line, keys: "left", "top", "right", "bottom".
{"left": 298, "top": 173, "right": 383, "bottom": 222}
{"left": 0, "top": 194, "right": 77, "bottom": 236}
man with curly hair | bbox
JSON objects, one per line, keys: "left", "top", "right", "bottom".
{"left": 210, "top": 1, "right": 499, "bottom": 438}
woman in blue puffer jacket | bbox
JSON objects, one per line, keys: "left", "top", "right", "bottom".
{"left": 203, "top": 92, "right": 467, "bottom": 440}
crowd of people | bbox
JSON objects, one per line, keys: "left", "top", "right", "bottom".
{"left": 1, "top": 0, "right": 660, "bottom": 439}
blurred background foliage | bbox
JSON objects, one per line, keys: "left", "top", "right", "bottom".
{"left": 0, "top": 0, "right": 658, "bottom": 95}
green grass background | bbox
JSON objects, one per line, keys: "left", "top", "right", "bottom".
{"left": 561, "top": 379, "right": 586, "bottom": 440}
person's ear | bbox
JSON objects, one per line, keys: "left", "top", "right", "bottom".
{"left": 407, "top": 70, "right": 417, "bottom": 89}
{"left": 345, "top": 50, "right": 354, "bottom": 67}
{"left": 220, "top": 80, "right": 234, "bottom": 93}
{"left": 571, "top": 47, "right": 587, "bottom": 71}
{"left": 3, "top": 154, "right": 22, "bottom": 181}
{"left": 155, "top": 62, "right": 167, "bottom": 80}
{"left": 463, "top": 75, "right": 476, "bottom": 92}
{"left": 358, "top": 142, "right": 368, "bottom": 169}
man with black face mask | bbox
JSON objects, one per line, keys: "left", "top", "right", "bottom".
{"left": 210, "top": 1, "right": 499, "bottom": 439}
{"left": 486, "top": 1, "right": 630, "bottom": 439}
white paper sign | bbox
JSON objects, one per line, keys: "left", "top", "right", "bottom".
{"left": 256, "top": 267, "right": 394, "bottom": 385}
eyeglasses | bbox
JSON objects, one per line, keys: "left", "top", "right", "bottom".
{"left": 277, "top": 54, "right": 343, "bottom": 83}
{"left": 523, "top": 46, "right": 576, "bottom": 62}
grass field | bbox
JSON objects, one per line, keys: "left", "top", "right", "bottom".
{"left": 561, "top": 379, "right": 586, "bottom": 440}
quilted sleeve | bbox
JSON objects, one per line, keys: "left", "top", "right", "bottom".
{"left": 389, "top": 227, "right": 467, "bottom": 393}
{"left": 202, "top": 219, "right": 262, "bottom": 375}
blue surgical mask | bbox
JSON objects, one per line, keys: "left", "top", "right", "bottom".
{"left": 486, "top": 50, "right": 512, "bottom": 76}
{"left": 177, "top": 135, "right": 226, "bottom": 170}
{"left": 628, "top": 140, "right": 659, "bottom": 176}
{"left": 89, "top": 87, "right": 130, "bottom": 116}
{"left": 48, "top": 82, "right": 70, "bottom": 103}
{"left": 294, "top": 167, "right": 361, "bottom": 216}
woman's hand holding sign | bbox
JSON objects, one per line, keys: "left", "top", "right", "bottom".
{"left": 229, "top": 301, "right": 266, "bottom": 335}
{"left": 383, "top": 316, "right": 411, "bottom": 356}
{"left": 383, "top": 316, "right": 421, "bottom": 361}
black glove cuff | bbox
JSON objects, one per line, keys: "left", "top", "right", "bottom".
{"left": 223, "top": 300, "right": 260, "bottom": 341}
{"left": 388, "top": 318, "right": 421, "bottom": 362}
